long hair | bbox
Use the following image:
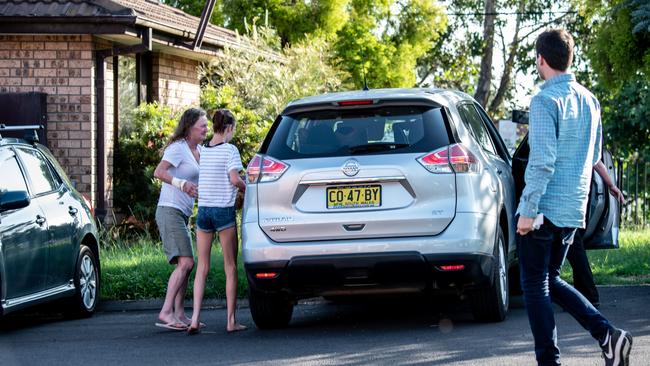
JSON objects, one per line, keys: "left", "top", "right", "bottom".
{"left": 212, "top": 109, "right": 236, "bottom": 134}
{"left": 161, "top": 107, "right": 206, "bottom": 153}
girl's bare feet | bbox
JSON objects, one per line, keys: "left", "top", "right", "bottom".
{"left": 177, "top": 315, "right": 191, "bottom": 326}
{"left": 187, "top": 325, "right": 200, "bottom": 335}
{"left": 227, "top": 323, "right": 247, "bottom": 333}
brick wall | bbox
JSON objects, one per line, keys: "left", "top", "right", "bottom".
{"left": 0, "top": 35, "right": 96, "bottom": 201}
{"left": 0, "top": 35, "right": 204, "bottom": 225}
{"left": 152, "top": 53, "right": 200, "bottom": 111}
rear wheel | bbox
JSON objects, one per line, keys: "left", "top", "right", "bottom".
{"left": 65, "top": 246, "right": 99, "bottom": 318}
{"left": 470, "top": 226, "right": 508, "bottom": 322}
{"left": 249, "top": 287, "right": 294, "bottom": 329}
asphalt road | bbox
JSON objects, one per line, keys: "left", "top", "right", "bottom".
{"left": 1, "top": 286, "right": 648, "bottom": 366}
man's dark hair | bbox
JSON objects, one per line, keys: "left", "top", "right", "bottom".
{"left": 536, "top": 29, "right": 574, "bottom": 71}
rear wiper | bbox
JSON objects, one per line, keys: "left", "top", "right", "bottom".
{"left": 348, "top": 143, "right": 410, "bottom": 154}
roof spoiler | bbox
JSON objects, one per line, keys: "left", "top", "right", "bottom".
{"left": 0, "top": 124, "right": 43, "bottom": 144}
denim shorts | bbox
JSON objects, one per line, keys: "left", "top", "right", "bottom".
{"left": 196, "top": 206, "right": 236, "bottom": 233}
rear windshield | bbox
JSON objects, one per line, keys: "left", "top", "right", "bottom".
{"left": 261, "top": 106, "right": 451, "bottom": 159}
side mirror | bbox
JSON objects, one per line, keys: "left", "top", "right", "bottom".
{"left": 0, "top": 191, "right": 31, "bottom": 211}
{"left": 512, "top": 110, "right": 529, "bottom": 124}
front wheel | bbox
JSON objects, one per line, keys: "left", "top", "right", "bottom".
{"left": 470, "top": 226, "right": 509, "bottom": 322}
{"left": 66, "top": 245, "right": 99, "bottom": 318}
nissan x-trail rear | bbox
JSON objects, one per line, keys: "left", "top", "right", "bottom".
{"left": 242, "top": 89, "right": 516, "bottom": 328}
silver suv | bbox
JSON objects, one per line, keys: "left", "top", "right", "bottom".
{"left": 242, "top": 88, "right": 518, "bottom": 328}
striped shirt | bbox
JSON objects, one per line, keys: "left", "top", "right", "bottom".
{"left": 516, "top": 73, "right": 602, "bottom": 228}
{"left": 198, "top": 142, "right": 243, "bottom": 207}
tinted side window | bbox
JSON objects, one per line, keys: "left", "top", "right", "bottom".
{"left": 474, "top": 103, "right": 511, "bottom": 161}
{"left": 15, "top": 148, "right": 61, "bottom": 195}
{"left": 457, "top": 104, "right": 497, "bottom": 155}
{"left": 0, "top": 151, "right": 29, "bottom": 193}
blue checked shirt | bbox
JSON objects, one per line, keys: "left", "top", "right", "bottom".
{"left": 516, "top": 73, "right": 602, "bottom": 228}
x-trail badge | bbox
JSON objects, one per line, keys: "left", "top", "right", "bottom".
{"left": 342, "top": 159, "right": 360, "bottom": 176}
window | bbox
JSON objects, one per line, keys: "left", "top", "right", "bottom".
{"left": 0, "top": 151, "right": 28, "bottom": 193}
{"left": 15, "top": 148, "right": 61, "bottom": 195}
{"left": 457, "top": 104, "right": 497, "bottom": 155}
{"left": 262, "top": 106, "right": 450, "bottom": 159}
{"left": 474, "top": 103, "right": 511, "bottom": 161}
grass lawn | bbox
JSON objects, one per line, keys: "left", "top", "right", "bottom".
{"left": 100, "top": 233, "right": 247, "bottom": 300}
{"left": 561, "top": 229, "right": 650, "bottom": 285}
{"left": 100, "top": 229, "right": 650, "bottom": 301}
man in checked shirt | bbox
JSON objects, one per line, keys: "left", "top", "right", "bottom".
{"left": 515, "top": 29, "right": 632, "bottom": 366}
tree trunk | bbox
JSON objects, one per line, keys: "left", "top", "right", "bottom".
{"left": 474, "top": 0, "right": 496, "bottom": 107}
{"left": 487, "top": 0, "right": 524, "bottom": 116}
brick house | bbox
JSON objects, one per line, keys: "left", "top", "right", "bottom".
{"left": 0, "top": 0, "right": 252, "bottom": 223}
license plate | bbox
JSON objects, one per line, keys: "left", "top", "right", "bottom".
{"left": 326, "top": 185, "right": 381, "bottom": 209}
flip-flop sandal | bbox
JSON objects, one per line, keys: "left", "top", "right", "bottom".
{"left": 155, "top": 322, "right": 187, "bottom": 331}
{"left": 187, "top": 326, "right": 201, "bottom": 335}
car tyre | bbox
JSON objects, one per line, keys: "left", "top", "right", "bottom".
{"left": 65, "top": 245, "right": 99, "bottom": 318}
{"left": 470, "top": 226, "right": 508, "bottom": 322}
{"left": 249, "top": 287, "right": 293, "bottom": 329}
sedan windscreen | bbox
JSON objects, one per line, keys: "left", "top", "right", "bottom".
{"left": 262, "top": 106, "right": 451, "bottom": 159}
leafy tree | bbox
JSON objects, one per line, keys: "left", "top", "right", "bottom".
{"left": 221, "top": 0, "right": 350, "bottom": 45}
{"left": 334, "top": 0, "right": 447, "bottom": 88}
{"left": 199, "top": 26, "right": 346, "bottom": 163}
{"left": 596, "top": 75, "right": 650, "bottom": 160}
{"left": 584, "top": 0, "right": 650, "bottom": 90}
{"left": 576, "top": 0, "right": 650, "bottom": 160}
{"left": 417, "top": 0, "right": 579, "bottom": 119}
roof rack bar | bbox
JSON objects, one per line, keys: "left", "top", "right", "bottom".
{"left": 0, "top": 124, "right": 44, "bottom": 142}
{"left": 0, "top": 124, "right": 43, "bottom": 131}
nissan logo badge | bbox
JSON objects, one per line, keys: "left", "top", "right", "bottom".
{"left": 342, "top": 159, "right": 360, "bottom": 176}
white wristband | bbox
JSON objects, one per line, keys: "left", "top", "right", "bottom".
{"left": 171, "top": 177, "right": 186, "bottom": 191}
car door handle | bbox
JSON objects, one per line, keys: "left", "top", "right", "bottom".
{"left": 35, "top": 215, "right": 46, "bottom": 225}
{"left": 69, "top": 206, "right": 78, "bottom": 216}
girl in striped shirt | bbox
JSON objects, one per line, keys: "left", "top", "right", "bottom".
{"left": 189, "top": 109, "right": 247, "bottom": 334}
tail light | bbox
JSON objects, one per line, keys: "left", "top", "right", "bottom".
{"left": 337, "top": 100, "right": 374, "bottom": 106}
{"left": 81, "top": 193, "right": 94, "bottom": 216}
{"left": 246, "top": 154, "right": 289, "bottom": 183}
{"left": 438, "top": 264, "right": 465, "bottom": 271}
{"left": 417, "top": 144, "right": 480, "bottom": 174}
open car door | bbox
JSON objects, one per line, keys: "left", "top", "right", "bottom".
{"left": 510, "top": 110, "right": 620, "bottom": 250}
{"left": 582, "top": 149, "right": 620, "bottom": 249}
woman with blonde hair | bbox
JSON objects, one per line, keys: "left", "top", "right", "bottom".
{"left": 153, "top": 107, "right": 208, "bottom": 331}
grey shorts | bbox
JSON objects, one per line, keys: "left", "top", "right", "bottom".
{"left": 155, "top": 206, "right": 194, "bottom": 263}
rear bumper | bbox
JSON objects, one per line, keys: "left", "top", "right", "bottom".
{"left": 245, "top": 251, "right": 496, "bottom": 298}
{"left": 242, "top": 212, "right": 499, "bottom": 262}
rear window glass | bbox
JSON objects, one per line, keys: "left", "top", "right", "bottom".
{"left": 262, "top": 106, "right": 451, "bottom": 159}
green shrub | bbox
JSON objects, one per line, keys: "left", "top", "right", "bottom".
{"left": 113, "top": 103, "right": 178, "bottom": 228}
{"left": 199, "top": 26, "right": 346, "bottom": 164}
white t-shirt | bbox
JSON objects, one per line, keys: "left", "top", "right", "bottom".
{"left": 198, "top": 142, "right": 243, "bottom": 207}
{"left": 157, "top": 140, "right": 200, "bottom": 216}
